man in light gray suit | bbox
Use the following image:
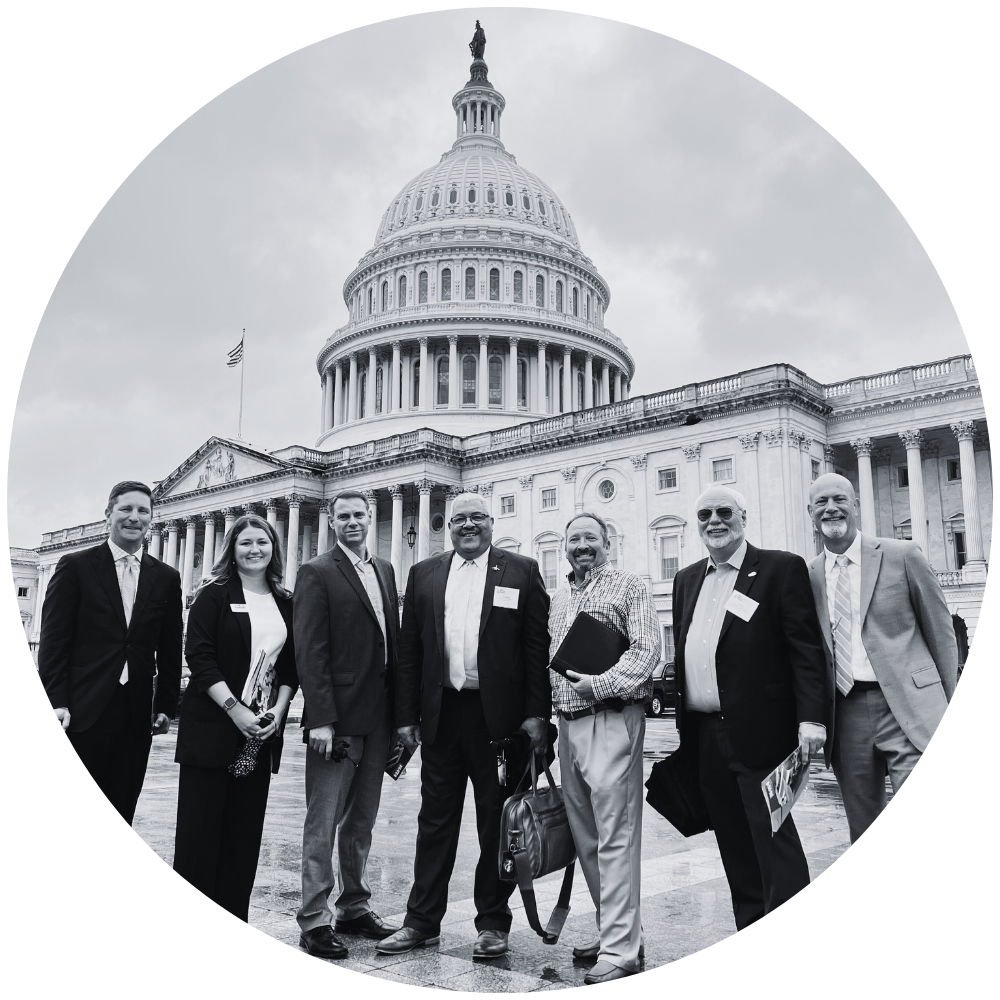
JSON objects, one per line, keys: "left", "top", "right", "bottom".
{"left": 807, "top": 473, "right": 958, "bottom": 842}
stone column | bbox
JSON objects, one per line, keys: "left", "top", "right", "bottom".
{"left": 333, "top": 361, "right": 343, "bottom": 427}
{"left": 367, "top": 348, "right": 377, "bottom": 416}
{"left": 584, "top": 353, "right": 594, "bottom": 409}
{"left": 537, "top": 341, "right": 547, "bottom": 413}
{"left": 600, "top": 361, "right": 610, "bottom": 407}
{"left": 364, "top": 489, "right": 379, "bottom": 557}
{"left": 850, "top": 439, "right": 878, "bottom": 536}
{"left": 419, "top": 337, "right": 430, "bottom": 411}
{"left": 182, "top": 516, "right": 198, "bottom": 603}
{"left": 264, "top": 498, "right": 278, "bottom": 528}
{"left": 164, "top": 520, "right": 180, "bottom": 570}
{"left": 391, "top": 340, "right": 402, "bottom": 412}
{"left": 389, "top": 485, "right": 404, "bottom": 587}
{"left": 479, "top": 335, "right": 489, "bottom": 409}
{"left": 899, "top": 430, "right": 929, "bottom": 554}
{"left": 284, "top": 496, "right": 301, "bottom": 589}
{"left": 320, "top": 376, "right": 328, "bottom": 434}
{"left": 824, "top": 444, "right": 836, "bottom": 474}
{"left": 509, "top": 337, "right": 519, "bottom": 410}
{"left": 347, "top": 353, "right": 359, "bottom": 422}
{"left": 301, "top": 515, "right": 314, "bottom": 567}
{"left": 951, "top": 420, "right": 987, "bottom": 579}
{"left": 448, "top": 335, "right": 459, "bottom": 409}
{"left": 416, "top": 480, "right": 433, "bottom": 562}
{"left": 316, "top": 502, "right": 330, "bottom": 555}
{"left": 562, "top": 347, "right": 572, "bottom": 414}
{"left": 201, "top": 516, "right": 216, "bottom": 578}
{"left": 324, "top": 369, "right": 334, "bottom": 431}
{"left": 148, "top": 524, "right": 163, "bottom": 561}
{"left": 443, "top": 488, "right": 461, "bottom": 552}
{"left": 614, "top": 369, "right": 622, "bottom": 404}
{"left": 216, "top": 509, "right": 232, "bottom": 563}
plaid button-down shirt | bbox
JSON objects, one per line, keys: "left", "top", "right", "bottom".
{"left": 548, "top": 561, "right": 661, "bottom": 713}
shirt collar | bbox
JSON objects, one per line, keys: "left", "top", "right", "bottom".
{"left": 566, "top": 558, "right": 615, "bottom": 589}
{"left": 452, "top": 547, "right": 491, "bottom": 570}
{"left": 338, "top": 540, "right": 371, "bottom": 567}
{"left": 107, "top": 538, "right": 140, "bottom": 564}
{"left": 824, "top": 531, "right": 863, "bottom": 572}
{"left": 706, "top": 538, "right": 747, "bottom": 574}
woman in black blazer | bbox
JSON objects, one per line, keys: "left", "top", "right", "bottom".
{"left": 173, "top": 513, "right": 298, "bottom": 921}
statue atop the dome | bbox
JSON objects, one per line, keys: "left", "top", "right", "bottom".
{"left": 469, "top": 20, "right": 486, "bottom": 60}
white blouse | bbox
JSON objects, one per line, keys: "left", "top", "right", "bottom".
{"left": 240, "top": 588, "right": 288, "bottom": 711}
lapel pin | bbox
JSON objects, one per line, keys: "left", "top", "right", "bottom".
{"left": 491, "top": 564, "right": 501, "bottom": 572}
{"left": 747, "top": 571, "right": 757, "bottom": 577}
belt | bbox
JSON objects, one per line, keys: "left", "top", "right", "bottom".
{"left": 558, "top": 698, "right": 641, "bottom": 721}
{"left": 845, "top": 679, "right": 881, "bottom": 692}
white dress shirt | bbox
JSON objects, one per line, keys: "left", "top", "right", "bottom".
{"left": 240, "top": 588, "right": 288, "bottom": 708}
{"left": 444, "top": 548, "right": 490, "bottom": 690}
{"left": 108, "top": 538, "right": 141, "bottom": 685}
{"left": 684, "top": 539, "right": 747, "bottom": 713}
{"left": 338, "top": 541, "right": 387, "bottom": 664}
{"left": 823, "top": 532, "right": 877, "bottom": 682}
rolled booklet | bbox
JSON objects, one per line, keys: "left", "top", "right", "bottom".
{"left": 549, "top": 612, "right": 629, "bottom": 677}
{"left": 385, "top": 737, "right": 414, "bottom": 780}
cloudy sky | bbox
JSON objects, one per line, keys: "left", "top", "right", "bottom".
{"left": 8, "top": 8, "right": 967, "bottom": 548}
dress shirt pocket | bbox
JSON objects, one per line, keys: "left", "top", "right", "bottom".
{"left": 911, "top": 665, "right": 942, "bottom": 689}
{"left": 764, "top": 682, "right": 792, "bottom": 701}
{"left": 331, "top": 672, "right": 356, "bottom": 686}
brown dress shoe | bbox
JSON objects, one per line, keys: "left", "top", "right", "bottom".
{"left": 299, "top": 925, "right": 349, "bottom": 960}
{"left": 472, "top": 929, "right": 509, "bottom": 959}
{"left": 375, "top": 926, "right": 441, "bottom": 954}
{"left": 335, "top": 911, "right": 401, "bottom": 940}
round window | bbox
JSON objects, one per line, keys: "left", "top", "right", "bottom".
{"left": 505, "top": 190, "right": 514, "bottom": 207}
{"left": 431, "top": 190, "right": 440, "bottom": 207}
{"left": 597, "top": 478, "right": 616, "bottom": 502}
{"left": 431, "top": 513, "right": 445, "bottom": 532}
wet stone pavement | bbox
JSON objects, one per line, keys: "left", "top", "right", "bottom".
{"left": 135, "top": 709, "right": 863, "bottom": 991}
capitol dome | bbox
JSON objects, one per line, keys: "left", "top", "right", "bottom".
{"left": 315, "top": 50, "right": 634, "bottom": 449}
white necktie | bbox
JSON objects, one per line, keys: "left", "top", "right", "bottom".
{"left": 449, "top": 560, "right": 476, "bottom": 690}
{"left": 119, "top": 555, "right": 137, "bottom": 685}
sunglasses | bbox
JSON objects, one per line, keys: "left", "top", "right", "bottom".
{"left": 450, "top": 513, "right": 490, "bottom": 526}
{"left": 697, "top": 507, "right": 739, "bottom": 522}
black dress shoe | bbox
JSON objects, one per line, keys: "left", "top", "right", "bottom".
{"left": 335, "top": 911, "right": 401, "bottom": 940}
{"left": 299, "top": 925, "right": 349, "bottom": 960}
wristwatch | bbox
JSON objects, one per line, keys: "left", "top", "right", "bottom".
{"left": 222, "top": 696, "right": 239, "bottom": 713}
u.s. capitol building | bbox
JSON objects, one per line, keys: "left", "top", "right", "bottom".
{"left": 15, "top": 51, "right": 991, "bottom": 661}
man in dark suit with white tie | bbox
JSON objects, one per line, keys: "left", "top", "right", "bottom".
{"left": 377, "top": 492, "right": 551, "bottom": 959}
{"left": 294, "top": 491, "right": 401, "bottom": 960}
{"left": 38, "top": 481, "right": 183, "bottom": 825}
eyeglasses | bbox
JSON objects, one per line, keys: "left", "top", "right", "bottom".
{"left": 450, "top": 513, "right": 490, "bottom": 526}
{"left": 697, "top": 507, "right": 738, "bottom": 522}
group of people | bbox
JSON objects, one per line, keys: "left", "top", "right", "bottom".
{"left": 38, "top": 471, "right": 958, "bottom": 984}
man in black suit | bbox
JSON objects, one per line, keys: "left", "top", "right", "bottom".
{"left": 38, "top": 481, "right": 182, "bottom": 824}
{"left": 672, "top": 485, "right": 827, "bottom": 930}
{"left": 377, "top": 492, "right": 551, "bottom": 959}
{"left": 294, "top": 491, "right": 401, "bottom": 960}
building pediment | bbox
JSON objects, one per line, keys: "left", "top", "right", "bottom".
{"left": 154, "top": 438, "right": 290, "bottom": 500}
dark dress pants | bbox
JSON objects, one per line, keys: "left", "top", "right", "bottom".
{"left": 404, "top": 687, "right": 515, "bottom": 935}
{"left": 65, "top": 684, "right": 152, "bottom": 923}
{"left": 173, "top": 754, "right": 272, "bottom": 922}
{"left": 695, "top": 712, "right": 810, "bottom": 930}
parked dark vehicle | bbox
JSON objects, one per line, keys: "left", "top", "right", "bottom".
{"left": 645, "top": 660, "right": 675, "bottom": 717}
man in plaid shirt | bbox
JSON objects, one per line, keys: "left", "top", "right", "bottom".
{"left": 549, "top": 512, "right": 660, "bottom": 984}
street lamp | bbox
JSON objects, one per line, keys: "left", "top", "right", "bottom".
{"left": 406, "top": 523, "right": 417, "bottom": 549}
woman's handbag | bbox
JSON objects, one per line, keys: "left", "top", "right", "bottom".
{"left": 498, "top": 752, "right": 576, "bottom": 944}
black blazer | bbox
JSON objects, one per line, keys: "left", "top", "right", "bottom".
{"left": 396, "top": 545, "right": 551, "bottom": 746}
{"left": 293, "top": 545, "right": 399, "bottom": 737}
{"left": 672, "top": 542, "right": 827, "bottom": 771}
{"left": 176, "top": 576, "right": 298, "bottom": 773}
{"left": 38, "top": 543, "right": 183, "bottom": 733}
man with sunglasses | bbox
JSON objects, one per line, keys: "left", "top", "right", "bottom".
{"left": 672, "top": 486, "right": 827, "bottom": 930}
{"left": 380, "top": 492, "right": 551, "bottom": 960}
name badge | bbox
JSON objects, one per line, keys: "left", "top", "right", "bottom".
{"left": 725, "top": 591, "right": 759, "bottom": 622}
{"left": 493, "top": 586, "right": 520, "bottom": 610}
{"left": 230, "top": 603, "right": 249, "bottom": 613}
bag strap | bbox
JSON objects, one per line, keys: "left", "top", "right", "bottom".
{"left": 513, "top": 852, "right": 574, "bottom": 945}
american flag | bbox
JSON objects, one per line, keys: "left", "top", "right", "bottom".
{"left": 227, "top": 331, "right": 244, "bottom": 367}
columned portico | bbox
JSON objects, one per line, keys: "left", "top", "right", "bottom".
{"left": 182, "top": 517, "right": 197, "bottom": 602}
{"left": 537, "top": 341, "right": 547, "bottom": 414}
{"left": 899, "top": 429, "right": 929, "bottom": 554}
{"left": 584, "top": 353, "right": 594, "bottom": 409}
{"left": 419, "top": 338, "right": 430, "bottom": 411}
{"left": 508, "top": 337, "right": 519, "bottom": 410}
{"left": 850, "top": 438, "right": 878, "bottom": 535}
{"left": 952, "top": 420, "right": 988, "bottom": 581}
{"left": 333, "top": 362, "right": 343, "bottom": 427}
{"left": 600, "top": 361, "right": 609, "bottom": 407}
{"left": 348, "top": 354, "right": 359, "bottom": 422}
{"left": 416, "top": 479, "right": 432, "bottom": 561}
{"left": 202, "top": 516, "right": 216, "bottom": 579}
{"left": 448, "top": 336, "right": 459, "bottom": 409}
{"left": 478, "top": 336, "right": 489, "bottom": 410}
{"left": 389, "top": 485, "right": 404, "bottom": 586}
{"left": 149, "top": 525, "right": 163, "bottom": 560}
{"left": 285, "top": 495, "right": 301, "bottom": 588}
{"left": 364, "top": 490, "right": 378, "bottom": 555}
{"left": 563, "top": 347, "right": 572, "bottom": 414}
{"left": 391, "top": 341, "right": 402, "bottom": 412}
{"left": 164, "top": 521, "right": 179, "bottom": 570}
{"left": 264, "top": 499, "right": 278, "bottom": 528}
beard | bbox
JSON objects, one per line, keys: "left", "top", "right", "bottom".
{"left": 820, "top": 519, "right": 848, "bottom": 539}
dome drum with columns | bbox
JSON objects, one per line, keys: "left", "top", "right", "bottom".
{"left": 314, "top": 55, "right": 632, "bottom": 449}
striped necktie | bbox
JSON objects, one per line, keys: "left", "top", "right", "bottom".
{"left": 833, "top": 554, "right": 854, "bottom": 696}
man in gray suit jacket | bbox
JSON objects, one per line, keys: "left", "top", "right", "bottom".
{"left": 807, "top": 473, "right": 957, "bottom": 842}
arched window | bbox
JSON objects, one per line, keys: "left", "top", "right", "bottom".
{"left": 418, "top": 271, "right": 428, "bottom": 303}
{"left": 505, "top": 190, "right": 514, "bottom": 207}
{"left": 522, "top": 192, "right": 531, "bottom": 211}
{"left": 465, "top": 266, "right": 476, "bottom": 300}
{"left": 486, "top": 187, "right": 495, "bottom": 204}
{"left": 535, "top": 274, "right": 544, "bottom": 307}
{"left": 412, "top": 359, "right": 420, "bottom": 407}
{"left": 513, "top": 270, "right": 523, "bottom": 303}
{"left": 537, "top": 198, "right": 546, "bottom": 216}
{"left": 398, "top": 275, "right": 407, "bottom": 307}
{"left": 586, "top": 293, "right": 591, "bottom": 320}
{"left": 440, "top": 268, "right": 451, "bottom": 301}
{"left": 381, "top": 281, "right": 388, "bottom": 311}
{"left": 462, "top": 355, "right": 477, "bottom": 405}
{"left": 572, "top": 287, "right": 578, "bottom": 316}
{"left": 577, "top": 371, "right": 584, "bottom": 410}
{"left": 517, "top": 358, "right": 528, "bottom": 408}
{"left": 437, "top": 356, "right": 449, "bottom": 406}
{"left": 556, "top": 280, "right": 563, "bottom": 312}
{"left": 358, "top": 370, "right": 367, "bottom": 418}
{"left": 607, "top": 524, "right": 621, "bottom": 570}
{"left": 367, "top": 287, "right": 373, "bottom": 315}
{"left": 489, "top": 267, "right": 500, "bottom": 301}
{"left": 489, "top": 356, "right": 503, "bottom": 406}
{"left": 375, "top": 365, "right": 384, "bottom": 413}
{"left": 431, "top": 189, "right": 440, "bottom": 208}
{"left": 449, "top": 187, "right": 458, "bottom": 205}
{"left": 415, "top": 193, "right": 423, "bottom": 212}
{"left": 468, "top": 187, "right": 476, "bottom": 204}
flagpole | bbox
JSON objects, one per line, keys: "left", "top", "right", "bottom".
{"left": 238, "top": 327, "right": 245, "bottom": 439}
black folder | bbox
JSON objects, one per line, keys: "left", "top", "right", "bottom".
{"left": 549, "top": 612, "right": 629, "bottom": 677}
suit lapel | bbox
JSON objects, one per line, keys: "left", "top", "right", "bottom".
{"left": 432, "top": 550, "right": 452, "bottom": 662}
{"left": 95, "top": 544, "right": 127, "bottom": 632}
{"left": 717, "top": 542, "right": 761, "bottom": 644}
{"left": 809, "top": 555, "right": 834, "bottom": 661}
{"left": 859, "top": 534, "right": 881, "bottom": 625}
{"left": 681, "top": 558, "right": 708, "bottom": 633}
{"left": 227, "top": 575, "right": 251, "bottom": 654}
{"left": 479, "top": 547, "right": 506, "bottom": 641}
{"left": 127, "top": 552, "right": 157, "bottom": 635}
{"left": 332, "top": 545, "right": 379, "bottom": 624}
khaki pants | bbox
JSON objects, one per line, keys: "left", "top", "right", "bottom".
{"left": 559, "top": 703, "right": 645, "bottom": 972}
